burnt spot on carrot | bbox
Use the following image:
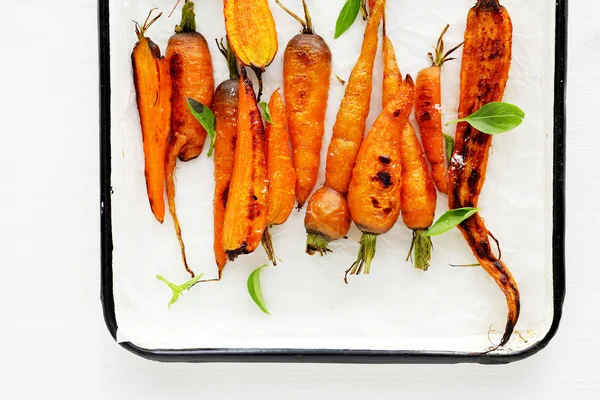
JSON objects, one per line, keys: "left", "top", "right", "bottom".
{"left": 373, "top": 171, "right": 393, "bottom": 188}
{"left": 378, "top": 156, "right": 391, "bottom": 164}
{"left": 371, "top": 197, "right": 381, "bottom": 208}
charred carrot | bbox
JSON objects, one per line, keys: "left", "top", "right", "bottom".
{"left": 304, "top": 0, "right": 385, "bottom": 255}
{"left": 165, "top": 0, "right": 215, "bottom": 277}
{"left": 261, "top": 90, "right": 296, "bottom": 264}
{"left": 212, "top": 39, "right": 240, "bottom": 276}
{"left": 224, "top": 0, "right": 278, "bottom": 100}
{"left": 277, "top": 0, "right": 332, "bottom": 208}
{"left": 448, "top": 0, "right": 519, "bottom": 347}
{"left": 415, "top": 25, "right": 462, "bottom": 194}
{"left": 222, "top": 66, "right": 268, "bottom": 260}
{"left": 131, "top": 10, "right": 171, "bottom": 224}
{"left": 346, "top": 77, "right": 415, "bottom": 281}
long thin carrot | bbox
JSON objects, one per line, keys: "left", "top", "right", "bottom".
{"left": 212, "top": 39, "right": 240, "bottom": 276}
{"left": 222, "top": 66, "right": 268, "bottom": 260}
{"left": 448, "top": 0, "right": 519, "bottom": 347}
{"left": 303, "top": 0, "right": 385, "bottom": 256}
{"left": 346, "top": 77, "right": 415, "bottom": 281}
{"left": 415, "top": 25, "right": 463, "bottom": 194}
{"left": 277, "top": 0, "right": 332, "bottom": 208}
{"left": 131, "top": 10, "right": 171, "bottom": 223}
{"left": 261, "top": 90, "right": 296, "bottom": 264}
{"left": 165, "top": 0, "right": 215, "bottom": 277}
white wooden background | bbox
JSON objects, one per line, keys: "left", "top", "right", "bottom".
{"left": 0, "top": 0, "right": 597, "bottom": 398}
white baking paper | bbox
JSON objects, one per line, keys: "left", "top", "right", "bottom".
{"left": 109, "top": 0, "right": 558, "bottom": 353}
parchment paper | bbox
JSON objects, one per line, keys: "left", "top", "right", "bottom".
{"left": 109, "top": 0, "right": 557, "bottom": 353}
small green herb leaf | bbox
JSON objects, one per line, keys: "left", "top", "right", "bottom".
{"left": 334, "top": 0, "right": 361, "bottom": 39}
{"left": 247, "top": 264, "right": 270, "bottom": 314}
{"left": 156, "top": 274, "right": 204, "bottom": 309}
{"left": 187, "top": 97, "right": 217, "bottom": 156}
{"left": 446, "top": 102, "right": 525, "bottom": 135}
{"left": 443, "top": 133, "right": 454, "bottom": 166}
{"left": 258, "top": 101, "right": 273, "bottom": 124}
{"left": 425, "top": 207, "right": 480, "bottom": 237}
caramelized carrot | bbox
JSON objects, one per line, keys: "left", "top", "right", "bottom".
{"left": 303, "top": 0, "right": 385, "bottom": 255}
{"left": 131, "top": 10, "right": 171, "bottom": 223}
{"left": 448, "top": 0, "right": 518, "bottom": 347}
{"left": 345, "top": 77, "right": 415, "bottom": 281}
{"left": 222, "top": 66, "right": 268, "bottom": 260}
{"left": 415, "top": 25, "right": 462, "bottom": 194}
{"left": 212, "top": 39, "right": 240, "bottom": 276}
{"left": 165, "top": 0, "right": 215, "bottom": 277}
{"left": 277, "top": 0, "right": 332, "bottom": 208}
{"left": 261, "top": 90, "right": 296, "bottom": 264}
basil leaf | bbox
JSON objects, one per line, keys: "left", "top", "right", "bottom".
{"left": 247, "top": 264, "right": 270, "bottom": 314}
{"left": 425, "top": 207, "right": 480, "bottom": 237}
{"left": 443, "top": 133, "right": 454, "bottom": 166}
{"left": 187, "top": 97, "right": 217, "bottom": 156}
{"left": 156, "top": 274, "right": 204, "bottom": 309}
{"left": 446, "top": 102, "right": 525, "bottom": 135}
{"left": 334, "top": 0, "right": 361, "bottom": 39}
{"left": 258, "top": 101, "right": 273, "bottom": 124}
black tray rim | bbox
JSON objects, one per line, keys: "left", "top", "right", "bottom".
{"left": 99, "top": 0, "right": 567, "bottom": 364}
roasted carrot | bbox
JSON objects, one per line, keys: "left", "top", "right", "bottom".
{"left": 261, "top": 90, "right": 296, "bottom": 264}
{"left": 132, "top": 10, "right": 171, "bottom": 224}
{"left": 212, "top": 39, "right": 240, "bottom": 276}
{"left": 415, "top": 25, "right": 463, "bottom": 194}
{"left": 303, "top": 0, "right": 385, "bottom": 255}
{"left": 222, "top": 66, "right": 268, "bottom": 260}
{"left": 164, "top": 0, "right": 215, "bottom": 277}
{"left": 224, "top": 0, "right": 278, "bottom": 100}
{"left": 448, "top": 0, "right": 519, "bottom": 347}
{"left": 277, "top": 0, "right": 332, "bottom": 208}
{"left": 346, "top": 77, "right": 415, "bottom": 281}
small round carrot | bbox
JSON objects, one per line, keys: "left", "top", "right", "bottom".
{"left": 303, "top": 0, "right": 385, "bottom": 256}
{"left": 399, "top": 123, "right": 437, "bottom": 271}
{"left": 212, "top": 39, "right": 240, "bottom": 276}
{"left": 415, "top": 25, "right": 463, "bottom": 194}
{"left": 131, "top": 9, "right": 171, "bottom": 223}
{"left": 276, "top": 0, "right": 332, "bottom": 208}
{"left": 345, "top": 77, "right": 415, "bottom": 281}
{"left": 261, "top": 90, "right": 296, "bottom": 264}
{"left": 165, "top": 0, "right": 215, "bottom": 277}
{"left": 222, "top": 66, "right": 268, "bottom": 260}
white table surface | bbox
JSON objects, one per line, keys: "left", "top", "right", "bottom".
{"left": 0, "top": 0, "right": 597, "bottom": 398}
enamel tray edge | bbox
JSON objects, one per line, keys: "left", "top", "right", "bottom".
{"left": 98, "top": 0, "right": 567, "bottom": 364}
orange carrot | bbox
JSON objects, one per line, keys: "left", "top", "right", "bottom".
{"left": 303, "top": 0, "right": 385, "bottom": 255}
{"left": 261, "top": 90, "right": 296, "bottom": 264}
{"left": 212, "top": 39, "right": 240, "bottom": 276}
{"left": 415, "top": 25, "right": 462, "bottom": 194}
{"left": 448, "top": 0, "right": 518, "bottom": 347}
{"left": 345, "top": 77, "right": 415, "bottom": 281}
{"left": 277, "top": 0, "right": 332, "bottom": 208}
{"left": 131, "top": 10, "right": 171, "bottom": 223}
{"left": 222, "top": 66, "right": 268, "bottom": 260}
{"left": 164, "top": 0, "right": 215, "bottom": 277}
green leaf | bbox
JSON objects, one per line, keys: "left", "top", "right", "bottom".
{"left": 425, "top": 207, "right": 480, "bottom": 237}
{"left": 258, "top": 101, "right": 273, "bottom": 124}
{"left": 443, "top": 133, "right": 454, "bottom": 166}
{"left": 247, "top": 264, "right": 270, "bottom": 314}
{"left": 186, "top": 97, "right": 217, "bottom": 156}
{"left": 156, "top": 274, "right": 204, "bottom": 309}
{"left": 446, "top": 102, "right": 525, "bottom": 135}
{"left": 334, "top": 0, "right": 361, "bottom": 39}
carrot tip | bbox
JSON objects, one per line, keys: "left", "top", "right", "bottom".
{"left": 407, "top": 229, "right": 433, "bottom": 271}
{"left": 306, "top": 232, "right": 332, "bottom": 256}
{"left": 344, "top": 233, "right": 377, "bottom": 283}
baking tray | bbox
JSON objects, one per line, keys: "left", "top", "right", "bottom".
{"left": 99, "top": 0, "right": 567, "bottom": 364}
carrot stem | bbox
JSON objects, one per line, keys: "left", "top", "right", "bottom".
{"left": 274, "top": 0, "right": 313, "bottom": 34}
{"left": 135, "top": 8, "right": 162, "bottom": 40}
{"left": 252, "top": 66, "right": 265, "bottom": 102}
{"left": 175, "top": 0, "right": 196, "bottom": 33}
{"left": 360, "top": 0, "right": 369, "bottom": 20}
{"left": 429, "top": 25, "right": 464, "bottom": 67}
{"left": 261, "top": 227, "right": 277, "bottom": 265}
{"left": 216, "top": 38, "right": 240, "bottom": 80}
{"left": 407, "top": 229, "right": 433, "bottom": 271}
{"left": 306, "top": 232, "right": 332, "bottom": 256}
{"left": 344, "top": 233, "right": 377, "bottom": 283}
